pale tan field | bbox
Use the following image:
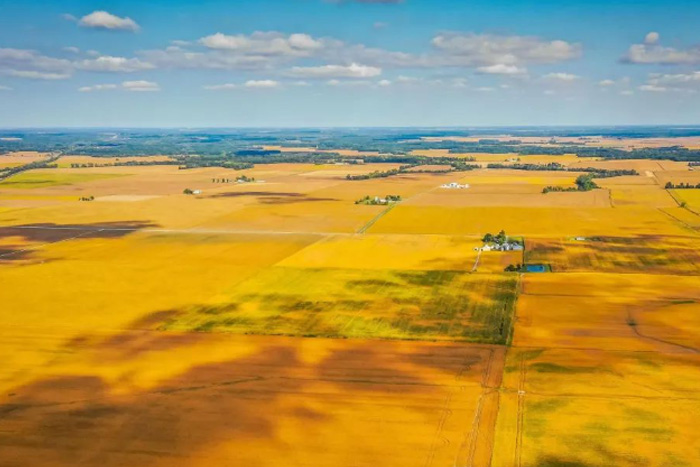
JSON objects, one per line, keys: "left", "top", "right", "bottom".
{"left": 2, "top": 153, "right": 700, "bottom": 467}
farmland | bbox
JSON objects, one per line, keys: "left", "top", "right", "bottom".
{"left": 1, "top": 146, "right": 700, "bottom": 466}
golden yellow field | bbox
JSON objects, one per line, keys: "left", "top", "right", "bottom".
{"left": 2, "top": 153, "right": 700, "bottom": 466}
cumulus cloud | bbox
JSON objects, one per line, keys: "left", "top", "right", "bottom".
{"left": 78, "top": 11, "right": 140, "bottom": 31}
{"left": 640, "top": 72, "right": 700, "bottom": 93}
{"left": 286, "top": 62, "right": 381, "bottom": 78}
{"left": 431, "top": 33, "right": 581, "bottom": 66}
{"left": 244, "top": 79, "right": 279, "bottom": 88}
{"left": 203, "top": 83, "right": 238, "bottom": 91}
{"left": 138, "top": 47, "right": 274, "bottom": 71}
{"left": 644, "top": 32, "right": 660, "bottom": 45}
{"left": 598, "top": 79, "right": 616, "bottom": 86}
{"left": 122, "top": 80, "right": 160, "bottom": 91}
{"left": 0, "top": 48, "right": 73, "bottom": 79}
{"left": 78, "top": 83, "right": 119, "bottom": 92}
{"left": 639, "top": 84, "right": 667, "bottom": 92}
{"left": 204, "top": 80, "right": 282, "bottom": 90}
{"left": 75, "top": 56, "right": 155, "bottom": 73}
{"left": 476, "top": 64, "right": 527, "bottom": 75}
{"left": 542, "top": 72, "right": 579, "bottom": 81}
{"left": 199, "top": 32, "right": 323, "bottom": 56}
{"left": 377, "top": 79, "right": 392, "bottom": 86}
{"left": 80, "top": 81, "right": 160, "bottom": 92}
{"left": 6, "top": 70, "right": 71, "bottom": 80}
{"left": 139, "top": 30, "right": 581, "bottom": 74}
{"left": 325, "top": 79, "right": 374, "bottom": 87}
{"left": 621, "top": 33, "right": 700, "bottom": 65}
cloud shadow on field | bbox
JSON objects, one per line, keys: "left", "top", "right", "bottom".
{"left": 0, "top": 307, "right": 487, "bottom": 467}
{"left": 0, "top": 221, "right": 159, "bottom": 263}
{"left": 0, "top": 221, "right": 159, "bottom": 242}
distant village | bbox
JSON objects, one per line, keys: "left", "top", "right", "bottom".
{"left": 440, "top": 182, "right": 470, "bottom": 189}
{"left": 355, "top": 194, "right": 402, "bottom": 205}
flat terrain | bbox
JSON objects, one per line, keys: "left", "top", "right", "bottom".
{"left": 1, "top": 152, "right": 700, "bottom": 466}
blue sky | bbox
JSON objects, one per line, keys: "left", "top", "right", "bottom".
{"left": 1, "top": 0, "right": 699, "bottom": 127}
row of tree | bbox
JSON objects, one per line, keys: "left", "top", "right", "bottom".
{"left": 486, "top": 162, "right": 637, "bottom": 177}
{"left": 665, "top": 182, "right": 700, "bottom": 189}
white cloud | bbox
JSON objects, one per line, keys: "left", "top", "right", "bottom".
{"left": 0, "top": 48, "right": 73, "bottom": 79}
{"left": 639, "top": 84, "right": 667, "bottom": 92}
{"left": 61, "top": 13, "right": 78, "bottom": 22}
{"left": 396, "top": 75, "right": 422, "bottom": 84}
{"left": 644, "top": 32, "right": 660, "bottom": 45}
{"left": 78, "top": 11, "right": 140, "bottom": 31}
{"left": 63, "top": 46, "right": 81, "bottom": 54}
{"left": 543, "top": 72, "right": 579, "bottom": 81}
{"left": 476, "top": 64, "right": 527, "bottom": 75}
{"left": 76, "top": 56, "right": 155, "bottom": 73}
{"left": 325, "top": 79, "right": 373, "bottom": 87}
{"left": 621, "top": 33, "right": 700, "bottom": 65}
{"left": 122, "top": 80, "right": 160, "bottom": 92}
{"left": 244, "top": 79, "right": 279, "bottom": 88}
{"left": 639, "top": 71, "right": 700, "bottom": 93}
{"left": 138, "top": 47, "right": 274, "bottom": 71}
{"left": 431, "top": 33, "right": 581, "bottom": 66}
{"left": 377, "top": 79, "right": 392, "bottom": 86}
{"left": 620, "top": 90, "right": 634, "bottom": 96}
{"left": 287, "top": 62, "right": 381, "bottom": 78}
{"left": 203, "top": 83, "right": 238, "bottom": 91}
{"left": 373, "top": 22, "right": 388, "bottom": 30}
{"left": 139, "top": 30, "right": 581, "bottom": 74}
{"left": 598, "top": 79, "right": 616, "bottom": 86}
{"left": 0, "top": 85, "right": 12, "bottom": 91}
{"left": 78, "top": 84, "right": 118, "bottom": 92}
{"left": 475, "top": 86, "right": 495, "bottom": 92}
{"left": 199, "top": 32, "right": 323, "bottom": 56}
{"left": 4, "top": 70, "right": 70, "bottom": 80}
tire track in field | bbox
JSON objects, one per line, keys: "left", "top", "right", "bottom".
{"left": 514, "top": 353, "right": 527, "bottom": 467}
{"left": 463, "top": 347, "right": 503, "bottom": 467}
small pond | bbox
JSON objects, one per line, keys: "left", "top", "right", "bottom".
{"left": 524, "top": 264, "right": 549, "bottom": 273}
